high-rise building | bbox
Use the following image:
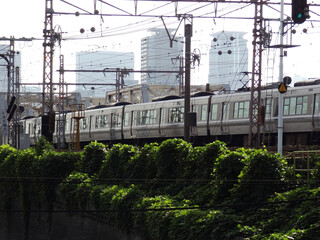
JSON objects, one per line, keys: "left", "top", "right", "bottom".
{"left": 0, "top": 44, "right": 21, "bottom": 94}
{"left": 208, "top": 31, "right": 249, "bottom": 91}
{"left": 141, "top": 28, "right": 183, "bottom": 86}
{"left": 76, "top": 51, "right": 136, "bottom": 98}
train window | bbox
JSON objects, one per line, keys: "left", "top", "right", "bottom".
{"left": 117, "top": 114, "right": 122, "bottom": 127}
{"left": 95, "top": 116, "right": 102, "bottom": 128}
{"left": 132, "top": 111, "right": 137, "bottom": 126}
{"left": 265, "top": 98, "right": 272, "bottom": 116}
{"left": 139, "top": 109, "right": 158, "bottom": 125}
{"left": 233, "top": 101, "right": 250, "bottom": 119}
{"left": 168, "top": 107, "right": 184, "bottom": 123}
{"left": 111, "top": 113, "right": 122, "bottom": 127}
{"left": 211, "top": 104, "right": 218, "bottom": 120}
{"left": 65, "top": 119, "right": 70, "bottom": 132}
{"left": 101, "top": 115, "right": 108, "bottom": 128}
{"left": 315, "top": 95, "right": 320, "bottom": 114}
{"left": 201, "top": 105, "right": 207, "bottom": 121}
{"left": 284, "top": 96, "right": 308, "bottom": 115}
{"left": 124, "top": 112, "right": 130, "bottom": 126}
{"left": 81, "top": 117, "right": 89, "bottom": 129}
{"left": 222, "top": 103, "right": 229, "bottom": 120}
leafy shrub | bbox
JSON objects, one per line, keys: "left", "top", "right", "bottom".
{"left": 32, "top": 137, "right": 54, "bottom": 156}
{"left": 126, "top": 142, "right": 159, "bottom": 180}
{"left": 59, "top": 172, "right": 92, "bottom": 211}
{"left": 141, "top": 195, "right": 177, "bottom": 240}
{"left": 109, "top": 184, "right": 141, "bottom": 230}
{"left": 36, "top": 151, "right": 80, "bottom": 209}
{"left": 98, "top": 144, "right": 138, "bottom": 179}
{"left": 156, "top": 139, "right": 192, "bottom": 180}
{"left": 193, "top": 141, "right": 227, "bottom": 179}
{"left": 81, "top": 141, "right": 107, "bottom": 176}
{"left": 0, "top": 144, "right": 16, "bottom": 165}
{"left": 261, "top": 186, "right": 320, "bottom": 237}
{"left": 0, "top": 147, "right": 19, "bottom": 209}
{"left": 212, "top": 148, "right": 247, "bottom": 203}
{"left": 231, "top": 149, "right": 288, "bottom": 204}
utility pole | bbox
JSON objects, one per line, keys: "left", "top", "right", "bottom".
{"left": 0, "top": 37, "right": 33, "bottom": 148}
{"left": 278, "top": 0, "right": 285, "bottom": 156}
{"left": 184, "top": 21, "right": 192, "bottom": 142}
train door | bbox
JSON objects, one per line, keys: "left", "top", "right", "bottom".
{"left": 89, "top": 115, "right": 94, "bottom": 140}
{"left": 130, "top": 111, "right": 137, "bottom": 138}
{"left": 313, "top": 93, "right": 320, "bottom": 129}
{"left": 159, "top": 108, "right": 166, "bottom": 137}
{"left": 191, "top": 104, "right": 198, "bottom": 136}
{"left": 221, "top": 102, "right": 230, "bottom": 133}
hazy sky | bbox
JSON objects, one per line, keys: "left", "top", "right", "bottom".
{"left": 1, "top": 0, "right": 320, "bottom": 89}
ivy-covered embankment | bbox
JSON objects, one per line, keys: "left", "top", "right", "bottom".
{"left": 0, "top": 137, "right": 320, "bottom": 240}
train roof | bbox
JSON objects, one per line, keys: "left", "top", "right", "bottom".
{"left": 191, "top": 91, "right": 214, "bottom": 97}
{"left": 86, "top": 102, "right": 133, "bottom": 110}
{"left": 152, "top": 95, "right": 183, "bottom": 102}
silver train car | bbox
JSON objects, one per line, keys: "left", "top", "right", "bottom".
{"left": 21, "top": 81, "right": 320, "bottom": 147}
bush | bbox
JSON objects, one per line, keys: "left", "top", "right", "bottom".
{"left": 59, "top": 172, "right": 92, "bottom": 211}
{"left": 98, "top": 144, "right": 138, "bottom": 180}
{"left": 126, "top": 142, "right": 159, "bottom": 180}
{"left": 32, "top": 137, "right": 54, "bottom": 156}
{"left": 193, "top": 141, "right": 227, "bottom": 179}
{"left": 81, "top": 141, "right": 107, "bottom": 176}
{"left": 0, "top": 147, "right": 19, "bottom": 209}
{"left": 212, "top": 148, "right": 247, "bottom": 203}
{"left": 231, "top": 149, "right": 289, "bottom": 205}
{"left": 156, "top": 139, "right": 192, "bottom": 180}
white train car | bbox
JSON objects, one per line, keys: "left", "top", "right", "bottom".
{"left": 23, "top": 80, "right": 320, "bottom": 147}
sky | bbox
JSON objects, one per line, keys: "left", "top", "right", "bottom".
{"left": 1, "top": 0, "right": 320, "bottom": 92}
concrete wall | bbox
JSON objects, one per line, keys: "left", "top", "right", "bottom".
{"left": 0, "top": 205, "right": 143, "bottom": 240}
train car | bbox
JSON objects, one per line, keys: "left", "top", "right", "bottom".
{"left": 22, "top": 80, "right": 320, "bottom": 148}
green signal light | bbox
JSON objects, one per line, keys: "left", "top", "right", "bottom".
{"left": 298, "top": 13, "right": 302, "bottom": 18}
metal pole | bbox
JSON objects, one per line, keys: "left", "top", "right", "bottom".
{"left": 278, "top": 0, "right": 284, "bottom": 156}
{"left": 184, "top": 23, "right": 192, "bottom": 142}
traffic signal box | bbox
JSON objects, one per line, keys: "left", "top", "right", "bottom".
{"left": 292, "top": 0, "right": 309, "bottom": 24}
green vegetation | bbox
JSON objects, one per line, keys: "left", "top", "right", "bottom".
{"left": 0, "top": 138, "right": 319, "bottom": 240}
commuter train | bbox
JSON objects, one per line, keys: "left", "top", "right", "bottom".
{"left": 21, "top": 80, "right": 320, "bottom": 147}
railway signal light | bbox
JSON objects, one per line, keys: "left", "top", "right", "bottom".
{"left": 7, "top": 104, "right": 17, "bottom": 122}
{"left": 6, "top": 96, "right": 17, "bottom": 122}
{"left": 292, "top": 0, "right": 310, "bottom": 24}
{"left": 6, "top": 96, "right": 16, "bottom": 114}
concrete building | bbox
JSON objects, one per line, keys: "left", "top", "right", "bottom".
{"left": 75, "top": 51, "right": 137, "bottom": 98}
{"left": 141, "top": 28, "right": 183, "bottom": 86}
{"left": 208, "top": 31, "right": 249, "bottom": 91}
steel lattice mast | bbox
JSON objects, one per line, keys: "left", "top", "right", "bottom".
{"left": 42, "top": 0, "right": 55, "bottom": 141}
{"left": 7, "top": 38, "right": 16, "bottom": 147}
{"left": 249, "top": 0, "right": 264, "bottom": 147}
